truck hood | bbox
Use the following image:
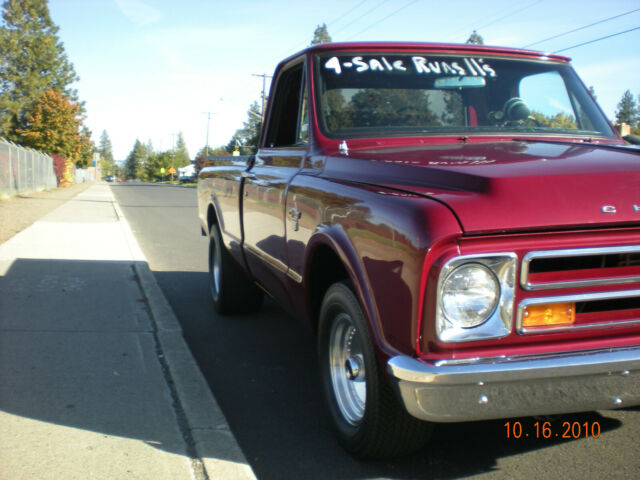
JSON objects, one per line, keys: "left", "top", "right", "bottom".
{"left": 322, "top": 141, "right": 640, "bottom": 234}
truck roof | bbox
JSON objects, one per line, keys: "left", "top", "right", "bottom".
{"left": 282, "top": 41, "right": 570, "bottom": 65}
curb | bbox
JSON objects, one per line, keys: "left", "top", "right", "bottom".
{"left": 112, "top": 192, "right": 257, "bottom": 480}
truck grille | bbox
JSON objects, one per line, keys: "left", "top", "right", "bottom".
{"left": 517, "top": 246, "right": 640, "bottom": 335}
{"left": 521, "top": 246, "right": 640, "bottom": 291}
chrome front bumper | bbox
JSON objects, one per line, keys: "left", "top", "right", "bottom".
{"left": 387, "top": 346, "right": 640, "bottom": 422}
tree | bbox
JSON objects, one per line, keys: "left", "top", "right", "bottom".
{"left": 0, "top": 0, "right": 80, "bottom": 140}
{"left": 98, "top": 130, "right": 116, "bottom": 176}
{"left": 144, "top": 150, "right": 173, "bottom": 181}
{"left": 226, "top": 101, "right": 262, "bottom": 155}
{"left": 124, "top": 139, "right": 147, "bottom": 180}
{"left": 466, "top": 30, "right": 484, "bottom": 45}
{"left": 311, "top": 23, "right": 332, "bottom": 45}
{"left": 16, "top": 89, "right": 93, "bottom": 167}
{"left": 615, "top": 90, "right": 638, "bottom": 130}
{"left": 173, "top": 132, "right": 190, "bottom": 167}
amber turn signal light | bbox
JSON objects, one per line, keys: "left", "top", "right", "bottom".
{"left": 522, "top": 302, "right": 575, "bottom": 328}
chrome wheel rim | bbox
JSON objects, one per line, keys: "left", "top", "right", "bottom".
{"left": 210, "top": 236, "right": 221, "bottom": 297}
{"left": 328, "top": 312, "right": 366, "bottom": 426}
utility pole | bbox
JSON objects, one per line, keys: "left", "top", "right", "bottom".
{"left": 202, "top": 112, "right": 214, "bottom": 157}
{"left": 251, "top": 73, "right": 272, "bottom": 121}
{"left": 169, "top": 133, "right": 179, "bottom": 183}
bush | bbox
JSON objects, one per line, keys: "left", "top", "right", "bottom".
{"left": 52, "top": 154, "right": 73, "bottom": 187}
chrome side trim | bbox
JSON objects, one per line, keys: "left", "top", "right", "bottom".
{"left": 520, "top": 245, "right": 640, "bottom": 291}
{"left": 516, "top": 289, "right": 640, "bottom": 335}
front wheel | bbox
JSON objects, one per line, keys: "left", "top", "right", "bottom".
{"left": 208, "top": 223, "right": 263, "bottom": 314}
{"left": 318, "top": 281, "right": 432, "bottom": 459}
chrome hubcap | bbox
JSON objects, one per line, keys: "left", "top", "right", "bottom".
{"left": 210, "top": 237, "right": 221, "bottom": 296}
{"left": 328, "top": 313, "right": 366, "bottom": 425}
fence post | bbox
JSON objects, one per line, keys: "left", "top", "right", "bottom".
{"left": 9, "top": 141, "right": 14, "bottom": 195}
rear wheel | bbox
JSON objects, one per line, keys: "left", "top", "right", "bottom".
{"left": 318, "top": 281, "right": 432, "bottom": 459}
{"left": 208, "top": 223, "right": 263, "bottom": 314}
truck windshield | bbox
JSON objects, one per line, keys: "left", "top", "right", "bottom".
{"left": 314, "top": 53, "right": 615, "bottom": 140}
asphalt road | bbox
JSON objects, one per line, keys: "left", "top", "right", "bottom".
{"left": 111, "top": 182, "right": 640, "bottom": 480}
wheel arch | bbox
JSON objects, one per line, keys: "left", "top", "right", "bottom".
{"left": 304, "top": 227, "right": 397, "bottom": 360}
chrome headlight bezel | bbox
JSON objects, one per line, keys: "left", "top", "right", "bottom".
{"left": 436, "top": 253, "right": 517, "bottom": 343}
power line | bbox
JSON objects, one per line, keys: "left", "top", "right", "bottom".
{"left": 474, "top": 0, "right": 544, "bottom": 32}
{"left": 333, "top": 0, "right": 391, "bottom": 36}
{"left": 444, "top": 0, "right": 543, "bottom": 43}
{"left": 523, "top": 7, "right": 640, "bottom": 48}
{"left": 327, "top": 0, "right": 368, "bottom": 28}
{"left": 347, "top": 0, "right": 421, "bottom": 40}
{"left": 552, "top": 26, "right": 640, "bottom": 53}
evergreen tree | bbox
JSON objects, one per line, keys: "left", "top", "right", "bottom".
{"left": 124, "top": 139, "right": 147, "bottom": 180}
{"left": 174, "top": 132, "right": 190, "bottom": 167}
{"left": 311, "top": 23, "right": 332, "bottom": 45}
{"left": 226, "top": 101, "right": 262, "bottom": 155}
{"left": 466, "top": 30, "right": 484, "bottom": 45}
{"left": 615, "top": 90, "right": 638, "bottom": 130}
{"left": 98, "top": 130, "right": 116, "bottom": 176}
{"left": 0, "top": 0, "right": 80, "bottom": 139}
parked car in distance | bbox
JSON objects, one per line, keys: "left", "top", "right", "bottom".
{"left": 198, "top": 42, "right": 640, "bottom": 459}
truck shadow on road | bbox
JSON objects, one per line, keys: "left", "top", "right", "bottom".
{"left": 152, "top": 269, "right": 630, "bottom": 480}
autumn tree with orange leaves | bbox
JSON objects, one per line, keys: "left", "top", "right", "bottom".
{"left": 16, "top": 89, "right": 93, "bottom": 184}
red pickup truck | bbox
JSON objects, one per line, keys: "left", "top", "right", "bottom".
{"left": 198, "top": 42, "right": 640, "bottom": 458}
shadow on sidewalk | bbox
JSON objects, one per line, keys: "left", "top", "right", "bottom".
{"left": 0, "top": 258, "right": 242, "bottom": 468}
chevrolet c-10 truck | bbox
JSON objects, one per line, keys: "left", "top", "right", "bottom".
{"left": 198, "top": 42, "right": 640, "bottom": 458}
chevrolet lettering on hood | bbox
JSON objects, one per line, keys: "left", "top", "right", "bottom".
{"left": 197, "top": 41, "right": 640, "bottom": 459}
{"left": 602, "top": 205, "right": 640, "bottom": 214}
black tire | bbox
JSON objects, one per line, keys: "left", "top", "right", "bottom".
{"left": 208, "top": 223, "right": 263, "bottom": 314}
{"left": 318, "top": 281, "right": 432, "bottom": 459}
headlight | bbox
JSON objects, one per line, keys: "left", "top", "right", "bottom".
{"left": 441, "top": 263, "right": 499, "bottom": 328}
{"left": 436, "top": 254, "right": 516, "bottom": 343}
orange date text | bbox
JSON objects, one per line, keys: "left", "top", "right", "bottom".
{"left": 504, "top": 420, "right": 601, "bottom": 439}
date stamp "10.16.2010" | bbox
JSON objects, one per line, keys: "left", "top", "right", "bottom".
{"left": 504, "top": 420, "right": 601, "bottom": 439}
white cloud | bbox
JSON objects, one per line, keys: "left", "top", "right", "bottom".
{"left": 114, "top": 0, "right": 162, "bottom": 26}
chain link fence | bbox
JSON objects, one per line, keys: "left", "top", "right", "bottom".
{"left": 0, "top": 138, "right": 57, "bottom": 198}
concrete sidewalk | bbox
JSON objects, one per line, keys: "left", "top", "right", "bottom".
{"left": 0, "top": 183, "right": 255, "bottom": 480}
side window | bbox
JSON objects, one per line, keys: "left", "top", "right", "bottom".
{"left": 264, "top": 62, "right": 306, "bottom": 147}
{"left": 297, "top": 83, "right": 309, "bottom": 144}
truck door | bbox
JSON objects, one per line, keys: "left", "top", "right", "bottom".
{"left": 242, "top": 59, "right": 308, "bottom": 305}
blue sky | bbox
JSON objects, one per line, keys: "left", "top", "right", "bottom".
{"left": 47, "top": 0, "right": 640, "bottom": 160}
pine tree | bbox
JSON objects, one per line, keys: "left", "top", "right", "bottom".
{"left": 124, "top": 139, "right": 147, "bottom": 180}
{"left": 98, "top": 130, "right": 116, "bottom": 176}
{"left": 174, "top": 132, "right": 190, "bottom": 167}
{"left": 311, "top": 23, "right": 332, "bottom": 46}
{"left": 615, "top": 90, "right": 638, "bottom": 130}
{"left": 0, "top": 0, "right": 80, "bottom": 139}
{"left": 466, "top": 31, "right": 484, "bottom": 45}
{"left": 226, "top": 101, "right": 262, "bottom": 155}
